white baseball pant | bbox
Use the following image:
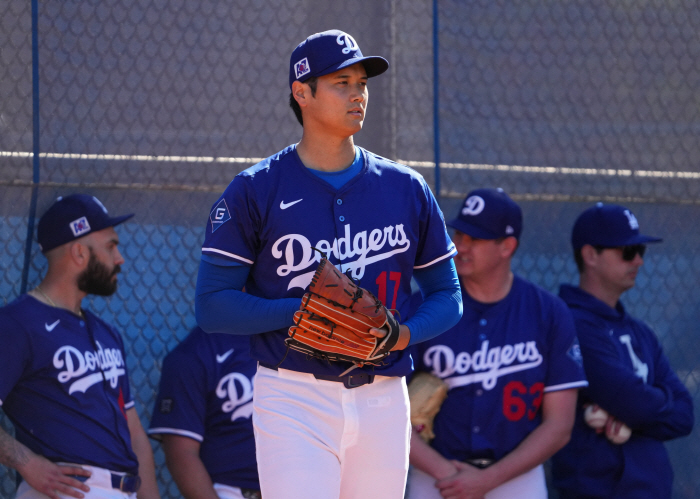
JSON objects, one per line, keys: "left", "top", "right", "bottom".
{"left": 214, "top": 483, "right": 257, "bottom": 499}
{"left": 15, "top": 465, "right": 135, "bottom": 499}
{"left": 253, "top": 365, "right": 411, "bottom": 499}
{"left": 407, "top": 463, "right": 547, "bottom": 499}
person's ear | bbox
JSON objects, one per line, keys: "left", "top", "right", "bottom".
{"left": 69, "top": 241, "right": 89, "bottom": 268}
{"left": 291, "top": 80, "right": 310, "bottom": 108}
{"left": 501, "top": 236, "right": 518, "bottom": 258}
{"left": 580, "top": 244, "right": 599, "bottom": 268}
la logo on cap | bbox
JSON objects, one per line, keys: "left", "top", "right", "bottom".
{"left": 623, "top": 210, "right": 639, "bottom": 230}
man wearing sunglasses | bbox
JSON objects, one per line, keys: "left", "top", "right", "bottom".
{"left": 552, "top": 202, "right": 694, "bottom": 499}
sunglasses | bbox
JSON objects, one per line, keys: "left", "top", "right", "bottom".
{"left": 595, "top": 244, "right": 646, "bottom": 261}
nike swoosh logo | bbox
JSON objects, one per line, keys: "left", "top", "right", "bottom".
{"left": 280, "top": 199, "right": 303, "bottom": 210}
{"left": 45, "top": 319, "right": 60, "bottom": 332}
{"left": 216, "top": 349, "right": 234, "bottom": 363}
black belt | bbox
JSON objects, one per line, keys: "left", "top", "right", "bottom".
{"left": 259, "top": 362, "right": 375, "bottom": 389}
{"left": 241, "top": 488, "right": 262, "bottom": 499}
{"left": 69, "top": 472, "right": 141, "bottom": 493}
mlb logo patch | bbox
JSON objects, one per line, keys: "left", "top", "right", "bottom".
{"left": 294, "top": 57, "right": 311, "bottom": 79}
{"left": 210, "top": 198, "right": 231, "bottom": 233}
{"left": 70, "top": 217, "right": 91, "bottom": 237}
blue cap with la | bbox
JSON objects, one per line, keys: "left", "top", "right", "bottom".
{"left": 448, "top": 188, "right": 523, "bottom": 240}
{"left": 571, "top": 202, "right": 662, "bottom": 249}
{"left": 37, "top": 194, "right": 134, "bottom": 253}
{"left": 289, "top": 29, "right": 389, "bottom": 89}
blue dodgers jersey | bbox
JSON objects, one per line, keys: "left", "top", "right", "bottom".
{"left": 149, "top": 328, "right": 259, "bottom": 489}
{"left": 0, "top": 295, "right": 139, "bottom": 474}
{"left": 202, "top": 145, "right": 456, "bottom": 377}
{"left": 411, "top": 275, "right": 587, "bottom": 461}
{"left": 552, "top": 285, "right": 694, "bottom": 499}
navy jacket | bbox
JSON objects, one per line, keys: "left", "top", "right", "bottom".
{"left": 552, "top": 285, "right": 693, "bottom": 499}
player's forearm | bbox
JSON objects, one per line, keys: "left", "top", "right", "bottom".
{"left": 405, "top": 259, "right": 463, "bottom": 345}
{"left": 584, "top": 355, "right": 689, "bottom": 430}
{"left": 633, "top": 379, "right": 694, "bottom": 440}
{"left": 484, "top": 419, "right": 572, "bottom": 490}
{"left": 484, "top": 390, "right": 577, "bottom": 490}
{"left": 408, "top": 428, "right": 457, "bottom": 480}
{"left": 197, "top": 288, "right": 300, "bottom": 335}
{"left": 161, "top": 438, "right": 219, "bottom": 499}
{"left": 126, "top": 410, "right": 161, "bottom": 499}
{"left": 167, "top": 458, "right": 219, "bottom": 499}
{"left": 0, "top": 424, "right": 34, "bottom": 471}
{"left": 195, "top": 259, "right": 300, "bottom": 335}
{"left": 133, "top": 438, "right": 160, "bottom": 499}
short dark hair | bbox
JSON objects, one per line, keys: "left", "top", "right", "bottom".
{"left": 574, "top": 248, "right": 584, "bottom": 273}
{"left": 574, "top": 245, "right": 604, "bottom": 273}
{"left": 289, "top": 77, "right": 318, "bottom": 126}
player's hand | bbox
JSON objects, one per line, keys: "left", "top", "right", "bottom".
{"left": 430, "top": 459, "right": 460, "bottom": 482}
{"left": 17, "top": 455, "right": 91, "bottom": 499}
{"left": 436, "top": 461, "right": 491, "bottom": 499}
{"left": 583, "top": 403, "right": 616, "bottom": 435}
{"left": 369, "top": 323, "right": 411, "bottom": 351}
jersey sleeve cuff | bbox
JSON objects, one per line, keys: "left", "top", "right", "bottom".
{"left": 202, "top": 247, "right": 254, "bottom": 265}
{"left": 147, "top": 427, "right": 204, "bottom": 442}
{"left": 414, "top": 246, "right": 457, "bottom": 269}
{"left": 544, "top": 380, "right": 589, "bottom": 393}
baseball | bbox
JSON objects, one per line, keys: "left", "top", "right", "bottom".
{"left": 606, "top": 421, "right": 632, "bottom": 444}
{"left": 584, "top": 405, "right": 609, "bottom": 429}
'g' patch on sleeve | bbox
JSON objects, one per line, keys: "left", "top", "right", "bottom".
{"left": 210, "top": 199, "right": 231, "bottom": 232}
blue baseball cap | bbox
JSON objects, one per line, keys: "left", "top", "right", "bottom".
{"left": 571, "top": 202, "right": 662, "bottom": 250}
{"left": 448, "top": 188, "right": 523, "bottom": 240}
{"left": 289, "top": 29, "right": 389, "bottom": 89}
{"left": 37, "top": 194, "right": 134, "bottom": 253}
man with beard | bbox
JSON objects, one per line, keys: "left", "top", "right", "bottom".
{"left": 0, "top": 194, "right": 160, "bottom": 499}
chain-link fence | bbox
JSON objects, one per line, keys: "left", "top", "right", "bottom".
{"left": 2, "top": 1, "right": 699, "bottom": 498}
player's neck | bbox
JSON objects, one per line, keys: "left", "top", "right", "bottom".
{"left": 578, "top": 274, "right": 622, "bottom": 309}
{"left": 296, "top": 133, "right": 356, "bottom": 172}
{"left": 31, "top": 276, "right": 86, "bottom": 318}
{"left": 461, "top": 269, "right": 514, "bottom": 304}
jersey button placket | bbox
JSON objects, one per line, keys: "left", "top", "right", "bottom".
{"left": 478, "top": 318, "right": 487, "bottom": 341}
{"left": 335, "top": 198, "right": 345, "bottom": 223}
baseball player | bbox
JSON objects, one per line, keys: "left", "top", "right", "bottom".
{"left": 408, "top": 188, "right": 588, "bottom": 499}
{"left": 194, "top": 29, "right": 462, "bottom": 498}
{"left": 0, "top": 194, "right": 159, "bottom": 499}
{"left": 551, "top": 203, "right": 694, "bottom": 499}
{"left": 149, "top": 327, "right": 260, "bottom": 499}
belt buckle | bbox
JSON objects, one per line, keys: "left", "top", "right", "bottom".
{"left": 344, "top": 372, "right": 374, "bottom": 389}
{"left": 116, "top": 473, "right": 141, "bottom": 493}
{"left": 465, "top": 458, "right": 494, "bottom": 469}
